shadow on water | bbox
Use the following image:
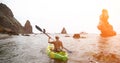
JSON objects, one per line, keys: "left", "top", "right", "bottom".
{"left": 49, "top": 59, "right": 68, "bottom": 63}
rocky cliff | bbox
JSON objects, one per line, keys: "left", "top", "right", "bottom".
{"left": 0, "top": 3, "right": 24, "bottom": 35}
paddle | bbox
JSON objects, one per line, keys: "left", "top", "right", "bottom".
{"left": 35, "top": 25, "right": 52, "bottom": 39}
{"left": 35, "top": 25, "right": 72, "bottom": 53}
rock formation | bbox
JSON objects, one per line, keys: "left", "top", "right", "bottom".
{"left": 0, "top": 3, "right": 24, "bottom": 35}
{"left": 97, "top": 9, "right": 116, "bottom": 37}
{"left": 73, "top": 33, "right": 80, "bottom": 39}
{"left": 61, "top": 27, "right": 67, "bottom": 34}
{"left": 23, "top": 20, "right": 33, "bottom": 34}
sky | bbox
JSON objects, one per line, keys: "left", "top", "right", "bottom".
{"left": 1, "top": 0, "right": 120, "bottom": 34}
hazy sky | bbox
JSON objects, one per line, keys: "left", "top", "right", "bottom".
{"left": 1, "top": 0, "right": 120, "bottom": 34}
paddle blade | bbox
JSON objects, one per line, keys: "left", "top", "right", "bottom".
{"left": 35, "top": 25, "right": 43, "bottom": 32}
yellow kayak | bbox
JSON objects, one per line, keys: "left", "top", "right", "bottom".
{"left": 46, "top": 44, "right": 68, "bottom": 61}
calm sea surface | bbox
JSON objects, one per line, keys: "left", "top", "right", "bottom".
{"left": 0, "top": 33, "right": 120, "bottom": 63}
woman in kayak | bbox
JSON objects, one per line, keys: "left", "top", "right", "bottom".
{"left": 48, "top": 36, "right": 64, "bottom": 52}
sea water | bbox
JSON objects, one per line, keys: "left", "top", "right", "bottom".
{"left": 0, "top": 33, "right": 120, "bottom": 63}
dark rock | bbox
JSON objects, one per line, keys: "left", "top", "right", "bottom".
{"left": 65, "top": 35, "right": 70, "bottom": 37}
{"left": 0, "top": 3, "right": 24, "bottom": 35}
{"left": 73, "top": 33, "right": 80, "bottom": 39}
{"left": 97, "top": 9, "right": 116, "bottom": 37}
{"left": 22, "top": 34, "right": 30, "bottom": 36}
{"left": 23, "top": 20, "right": 33, "bottom": 34}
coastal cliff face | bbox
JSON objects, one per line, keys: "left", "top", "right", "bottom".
{"left": 0, "top": 3, "right": 24, "bottom": 35}
{"left": 0, "top": 3, "right": 33, "bottom": 35}
{"left": 23, "top": 20, "right": 33, "bottom": 34}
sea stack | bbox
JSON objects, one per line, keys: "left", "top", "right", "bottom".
{"left": 61, "top": 27, "right": 67, "bottom": 34}
{"left": 97, "top": 9, "right": 116, "bottom": 37}
{"left": 23, "top": 20, "right": 33, "bottom": 34}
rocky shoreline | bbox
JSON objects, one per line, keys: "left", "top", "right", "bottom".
{"left": 0, "top": 34, "right": 11, "bottom": 39}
